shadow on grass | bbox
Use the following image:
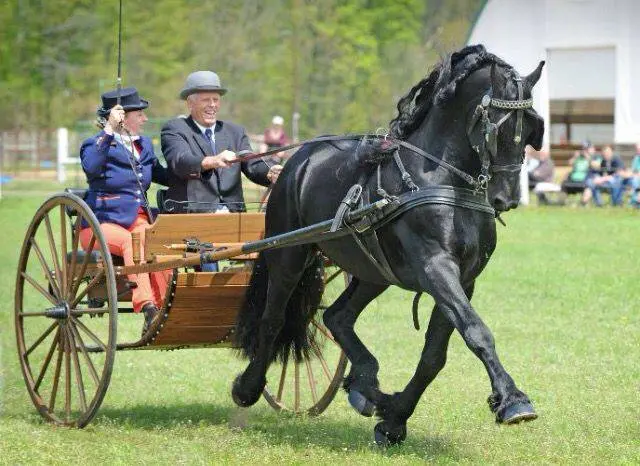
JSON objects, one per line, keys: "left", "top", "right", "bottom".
{"left": 96, "top": 401, "right": 465, "bottom": 460}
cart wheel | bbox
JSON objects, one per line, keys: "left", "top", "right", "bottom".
{"left": 15, "top": 192, "right": 118, "bottom": 427}
{"left": 262, "top": 264, "right": 349, "bottom": 416}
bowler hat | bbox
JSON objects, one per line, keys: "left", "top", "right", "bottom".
{"left": 180, "top": 71, "right": 227, "bottom": 100}
{"left": 97, "top": 87, "right": 148, "bottom": 117}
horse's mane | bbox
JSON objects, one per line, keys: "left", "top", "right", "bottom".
{"left": 389, "top": 44, "right": 510, "bottom": 139}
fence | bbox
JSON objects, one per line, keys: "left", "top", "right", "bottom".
{"left": 0, "top": 119, "right": 270, "bottom": 190}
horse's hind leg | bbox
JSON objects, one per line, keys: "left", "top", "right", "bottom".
{"left": 322, "top": 278, "right": 387, "bottom": 417}
{"left": 232, "top": 246, "right": 314, "bottom": 407}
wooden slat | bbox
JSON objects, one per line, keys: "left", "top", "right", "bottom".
{"left": 239, "top": 213, "right": 267, "bottom": 242}
{"left": 150, "top": 325, "right": 234, "bottom": 346}
{"left": 175, "top": 272, "right": 250, "bottom": 287}
{"left": 161, "top": 308, "right": 238, "bottom": 327}
{"left": 144, "top": 213, "right": 265, "bottom": 261}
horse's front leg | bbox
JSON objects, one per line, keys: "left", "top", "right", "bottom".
{"left": 373, "top": 302, "right": 456, "bottom": 446}
{"left": 322, "top": 277, "right": 387, "bottom": 417}
{"left": 419, "top": 256, "right": 536, "bottom": 425}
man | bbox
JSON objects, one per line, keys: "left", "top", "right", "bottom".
{"left": 582, "top": 145, "right": 624, "bottom": 206}
{"left": 161, "top": 70, "right": 282, "bottom": 213}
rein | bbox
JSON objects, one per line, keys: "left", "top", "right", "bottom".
{"left": 236, "top": 72, "right": 533, "bottom": 196}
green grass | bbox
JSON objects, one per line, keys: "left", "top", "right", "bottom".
{"left": 1, "top": 190, "right": 639, "bottom": 465}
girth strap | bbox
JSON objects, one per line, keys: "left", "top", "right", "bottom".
{"left": 331, "top": 185, "right": 494, "bottom": 286}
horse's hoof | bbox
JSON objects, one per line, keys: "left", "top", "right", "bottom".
{"left": 374, "top": 422, "right": 406, "bottom": 447}
{"left": 498, "top": 401, "right": 538, "bottom": 424}
{"left": 231, "top": 374, "right": 260, "bottom": 408}
{"left": 348, "top": 390, "right": 375, "bottom": 417}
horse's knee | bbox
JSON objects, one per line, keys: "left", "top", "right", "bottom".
{"left": 461, "top": 322, "right": 495, "bottom": 357}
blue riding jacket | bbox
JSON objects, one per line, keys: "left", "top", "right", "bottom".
{"left": 80, "top": 130, "right": 168, "bottom": 228}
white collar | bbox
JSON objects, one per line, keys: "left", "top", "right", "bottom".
{"left": 192, "top": 119, "right": 216, "bottom": 136}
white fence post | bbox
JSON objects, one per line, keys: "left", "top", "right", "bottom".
{"left": 57, "top": 127, "right": 69, "bottom": 183}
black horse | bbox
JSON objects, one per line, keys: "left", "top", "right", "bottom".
{"left": 233, "top": 45, "right": 545, "bottom": 445}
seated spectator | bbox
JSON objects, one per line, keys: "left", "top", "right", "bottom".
{"left": 528, "top": 150, "right": 555, "bottom": 204}
{"left": 619, "top": 142, "right": 640, "bottom": 207}
{"left": 582, "top": 145, "right": 625, "bottom": 206}
{"left": 561, "top": 146, "right": 591, "bottom": 196}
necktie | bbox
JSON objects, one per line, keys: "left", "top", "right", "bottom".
{"left": 204, "top": 128, "right": 216, "bottom": 155}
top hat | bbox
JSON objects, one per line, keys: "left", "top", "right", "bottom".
{"left": 97, "top": 87, "right": 149, "bottom": 117}
{"left": 180, "top": 71, "right": 227, "bottom": 100}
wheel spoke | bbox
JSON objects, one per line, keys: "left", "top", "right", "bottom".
{"left": 21, "top": 271, "right": 58, "bottom": 306}
{"left": 43, "top": 214, "right": 63, "bottom": 297}
{"left": 72, "top": 316, "right": 107, "bottom": 352}
{"left": 49, "top": 337, "right": 64, "bottom": 412}
{"left": 304, "top": 358, "right": 318, "bottom": 405}
{"left": 24, "top": 322, "right": 57, "bottom": 357}
{"left": 70, "top": 309, "right": 108, "bottom": 316}
{"left": 69, "top": 322, "right": 99, "bottom": 385}
{"left": 311, "top": 340, "right": 334, "bottom": 385}
{"left": 67, "top": 325, "right": 87, "bottom": 413}
{"left": 70, "top": 269, "right": 105, "bottom": 309}
{"left": 311, "top": 319, "right": 338, "bottom": 345}
{"left": 60, "top": 205, "right": 68, "bottom": 295}
{"left": 64, "top": 325, "right": 71, "bottom": 422}
{"left": 30, "top": 238, "right": 62, "bottom": 301}
{"left": 34, "top": 326, "right": 61, "bottom": 392}
{"left": 68, "top": 234, "right": 96, "bottom": 303}
{"left": 276, "top": 359, "right": 288, "bottom": 402}
{"left": 66, "top": 215, "right": 82, "bottom": 300}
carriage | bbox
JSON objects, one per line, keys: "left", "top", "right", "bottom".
{"left": 17, "top": 45, "right": 545, "bottom": 445}
{"left": 14, "top": 190, "right": 349, "bottom": 427}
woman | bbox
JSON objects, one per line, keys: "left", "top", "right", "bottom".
{"left": 79, "top": 87, "right": 169, "bottom": 335}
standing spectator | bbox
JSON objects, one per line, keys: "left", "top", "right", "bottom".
{"left": 261, "top": 115, "right": 290, "bottom": 164}
{"left": 582, "top": 145, "right": 625, "bottom": 206}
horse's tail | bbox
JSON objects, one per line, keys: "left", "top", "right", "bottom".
{"left": 234, "top": 251, "right": 325, "bottom": 363}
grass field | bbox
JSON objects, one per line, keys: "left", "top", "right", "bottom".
{"left": 1, "top": 183, "right": 638, "bottom": 465}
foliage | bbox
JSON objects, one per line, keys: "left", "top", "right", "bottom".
{"left": 0, "top": 187, "right": 639, "bottom": 463}
{"left": 0, "top": 0, "right": 483, "bottom": 137}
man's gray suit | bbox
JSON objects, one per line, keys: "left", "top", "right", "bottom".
{"left": 161, "top": 116, "right": 270, "bottom": 212}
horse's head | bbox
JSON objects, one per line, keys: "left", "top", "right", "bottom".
{"left": 390, "top": 45, "right": 545, "bottom": 213}
{"left": 466, "top": 61, "right": 545, "bottom": 212}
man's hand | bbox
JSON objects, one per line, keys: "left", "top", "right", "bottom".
{"left": 201, "top": 150, "right": 238, "bottom": 170}
{"left": 267, "top": 164, "right": 283, "bottom": 183}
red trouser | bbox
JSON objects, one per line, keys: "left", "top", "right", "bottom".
{"left": 79, "top": 211, "right": 170, "bottom": 313}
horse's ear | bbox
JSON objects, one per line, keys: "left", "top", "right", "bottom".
{"left": 524, "top": 61, "right": 545, "bottom": 88}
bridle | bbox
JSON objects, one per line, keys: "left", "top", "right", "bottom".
{"left": 466, "top": 70, "right": 534, "bottom": 192}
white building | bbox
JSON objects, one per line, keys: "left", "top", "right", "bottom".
{"left": 468, "top": 0, "right": 640, "bottom": 156}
